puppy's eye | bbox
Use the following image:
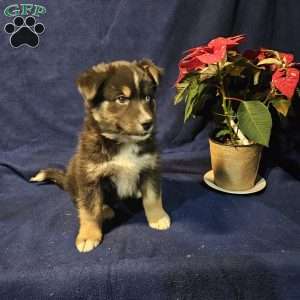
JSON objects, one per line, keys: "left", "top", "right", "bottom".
{"left": 115, "top": 95, "right": 129, "bottom": 105}
{"left": 145, "top": 96, "right": 153, "bottom": 103}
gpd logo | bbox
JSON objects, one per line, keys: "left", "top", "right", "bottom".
{"left": 3, "top": 4, "right": 46, "bottom": 48}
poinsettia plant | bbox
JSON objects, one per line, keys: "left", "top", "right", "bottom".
{"left": 174, "top": 34, "right": 300, "bottom": 146}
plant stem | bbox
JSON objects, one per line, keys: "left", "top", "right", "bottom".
{"left": 217, "top": 63, "right": 235, "bottom": 140}
{"left": 263, "top": 87, "right": 275, "bottom": 104}
{"left": 217, "top": 63, "right": 250, "bottom": 145}
{"left": 229, "top": 119, "right": 251, "bottom": 145}
{"left": 225, "top": 96, "right": 244, "bottom": 102}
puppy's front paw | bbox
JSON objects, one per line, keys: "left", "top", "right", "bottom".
{"left": 75, "top": 230, "right": 102, "bottom": 253}
{"left": 149, "top": 213, "right": 171, "bottom": 230}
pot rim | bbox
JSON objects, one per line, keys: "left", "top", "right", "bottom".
{"left": 209, "top": 138, "right": 263, "bottom": 148}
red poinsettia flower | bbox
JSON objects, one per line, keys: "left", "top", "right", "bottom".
{"left": 176, "top": 58, "right": 205, "bottom": 83}
{"left": 197, "top": 34, "right": 245, "bottom": 64}
{"left": 176, "top": 34, "right": 245, "bottom": 83}
{"left": 272, "top": 67, "right": 299, "bottom": 99}
{"left": 182, "top": 46, "right": 208, "bottom": 69}
{"left": 279, "top": 52, "right": 294, "bottom": 65}
{"left": 195, "top": 45, "right": 227, "bottom": 64}
{"left": 208, "top": 34, "right": 246, "bottom": 49}
{"left": 244, "top": 48, "right": 295, "bottom": 65}
{"left": 243, "top": 48, "right": 272, "bottom": 61}
{"left": 243, "top": 49, "right": 260, "bottom": 60}
{"left": 176, "top": 68, "right": 188, "bottom": 84}
{"left": 176, "top": 52, "right": 207, "bottom": 83}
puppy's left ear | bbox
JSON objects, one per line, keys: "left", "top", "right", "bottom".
{"left": 137, "top": 59, "right": 164, "bottom": 85}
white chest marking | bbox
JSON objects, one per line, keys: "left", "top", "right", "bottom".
{"left": 111, "top": 144, "right": 156, "bottom": 198}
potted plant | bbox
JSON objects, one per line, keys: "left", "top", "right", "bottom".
{"left": 174, "top": 34, "right": 300, "bottom": 191}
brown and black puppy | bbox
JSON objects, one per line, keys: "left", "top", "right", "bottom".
{"left": 30, "top": 59, "right": 171, "bottom": 253}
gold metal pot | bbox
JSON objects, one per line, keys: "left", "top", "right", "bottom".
{"left": 209, "top": 139, "right": 263, "bottom": 191}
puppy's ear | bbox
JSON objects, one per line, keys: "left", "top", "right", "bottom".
{"left": 76, "top": 64, "right": 109, "bottom": 102}
{"left": 137, "top": 59, "right": 164, "bottom": 85}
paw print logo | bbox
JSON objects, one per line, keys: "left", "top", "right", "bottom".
{"left": 4, "top": 16, "right": 45, "bottom": 48}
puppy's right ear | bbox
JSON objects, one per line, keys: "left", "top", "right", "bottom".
{"left": 76, "top": 64, "right": 109, "bottom": 102}
{"left": 137, "top": 59, "right": 164, "bottom": 86}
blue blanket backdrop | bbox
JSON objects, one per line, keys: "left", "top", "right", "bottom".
{"left": 1, "top": 0, "right": 300, "bottom": 299}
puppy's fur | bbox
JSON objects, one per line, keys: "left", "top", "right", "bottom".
{"left": 31, "top": 59, "right": 171, "bottom": 252}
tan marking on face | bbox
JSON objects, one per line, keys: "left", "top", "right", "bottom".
{"left": 122, "top": 86, "right": 131, "bottom": 98}
{"left": 102, "top": 100, "right": 110, "bottom": 108}
{"left": 91, "top": 101, "right": 113, "bottom": 123}
{"left": 91, "top": 110, "right": 101, "bottom": 122}
{"left": 138, "top": 102, "right": 153, "bottom": 125}
{"left": 133, "top": 71, "right": 140, "bottom": 94}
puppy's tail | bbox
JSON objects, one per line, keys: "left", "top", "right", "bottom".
{"left": 30, "top": 168, "right": 67, "bottom": 191}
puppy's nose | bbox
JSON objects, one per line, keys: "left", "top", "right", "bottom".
{"left": 141, "top": 121, "right": 153, "bottom": 131}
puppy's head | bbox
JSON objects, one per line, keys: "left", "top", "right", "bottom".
{"left": 77, "top": 59, "right": 163, "bottom": 142}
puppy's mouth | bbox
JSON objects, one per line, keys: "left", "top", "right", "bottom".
{"left": 101, "top": 130, "right": 152, "bottom": 142}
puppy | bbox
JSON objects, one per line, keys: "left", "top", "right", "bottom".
{"left": 30, "top": 59, "right": 171, "bottom": 252}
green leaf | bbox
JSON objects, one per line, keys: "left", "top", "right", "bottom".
{"left": 223, "top": 62, "right": 233, "bottom": 68}
{"left": 237, "top": 101, "right": 272, "bottom": 147}
{"left": 199, "top": 65, "right": 218, "bottom": 81}
{"left": 253, "top": 69, "right": 261, "bottom": 85}
{"left": 216, "top": 128, "right": 231, "bottom": 138}
{"left": 224, "top": 63, "right": 245, "bottom": 77}
{"left": 184, "top": 80, "right": 199, "bottom": 121}
{"left": 270, "top": 99, "right": 291, "bottom": 117}
{"left": 184, "top": 82, "right": 207, "bottom": 122}
{"left": 174, "top": 81, "right": 189, "bottom": 104}
{"left": 232, "top": 55, "right": 262, "bottom": 70}
{"left": 257, "top": 58, "right": 282, "bottom": 66}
